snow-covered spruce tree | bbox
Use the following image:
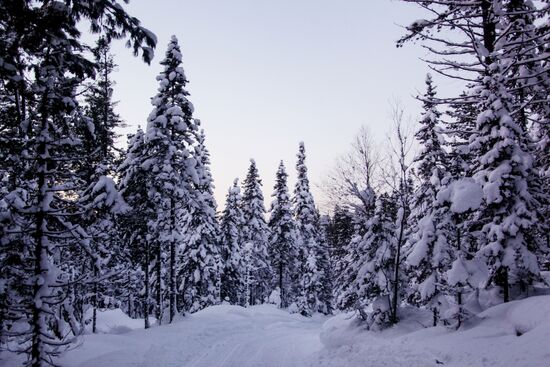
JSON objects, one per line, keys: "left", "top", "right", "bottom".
{"left": 241, "top": 159, "right": 272, "bottom": 305}
{"left": 326, "top": 206, "right": 354, "bottom": 296}
{"left": 76, "top": 38, "right": 129, "bottom": 334}
{"left": 293, "top": 142, "right": 324, "bottom": 316}
{"left": 177, "top": 125, "right": 220, "bottom": 312}
{"left": 406, "top": 74, "right": 453, "bottom": 326}
{"left": 268, "top": 162, "right": 299, "bottom": 308}
{"left": 502, "top": 0, "right": 550, "bottom": 266}
{"left": 444, "top": 93, "right": 489, "bottom": 328}
{"left": 338, "top": 193, "right": 398, "bottom": 329}
{"left": 314, "top": 210, "right": 334, "bottom": 315}
{"left": 526, "top": 3, "right": 550, "bottom": 267}
{"left": 296, "top": 247, "right": 322, "bottom": 316}
{"left": 398, "top": 0, "right": 547, "bottom": 303}
{"left": 118, "top": 128, "right": 155, "bottom": 328}
{"left": 470, "top": 61, "right": 540, "bottom": 302}
{"left": 335, "top": 230, "right": 364, "bottom": 312}
{"left": 219, "top": 179, "right": 246, "bottom": 305}
{"left": 142, "top": 36, "right": 198, "bottom": 323}
{"left": 335, "top": 192, "right": 376, "bottom": 313}
{"left": 0, "top": 1, "right": 156, "bottom": 365}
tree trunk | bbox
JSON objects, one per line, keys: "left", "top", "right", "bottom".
{"left": 169, "top": 199, "right": 176, "bottom": 323}
{"left": 31, "top": 101, "right": 50, "bottom": 367}
{"left": 457, "top": 291, "right": 463, "bottom": 329}
{"left": 391, "top": 216, "right": 405, "bottom": 324}
{"left": 502, "top": 267, "right": 509, "bottom": 303}
{"left": 144, "top": 238, "right": 150, "bottom": 329}
{"left": 92, "top": 266, "right": 98, "bottom": 333}
{"left": 279, "top": 262, "right": 284, "bottom": 308}
{"left": 480, "top": 0, "right": 496, "bottom": 62}
{"left": 156, "top": 241, "right": 162, "bottom": 325}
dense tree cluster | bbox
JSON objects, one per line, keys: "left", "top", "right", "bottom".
{"left": 331, "top": 0, "right": 549, "bottom": 330}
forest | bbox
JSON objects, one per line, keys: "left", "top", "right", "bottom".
{"left": 0, "top": 1, "right": 549, "bottom": 367}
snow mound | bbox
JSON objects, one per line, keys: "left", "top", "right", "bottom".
{"left": 313, "top": 296, "right": 550, "bottom": 367}
{"left": 478, "top": 295, "right": 550, "bottom": 336}
{"left": 85, "top": 308, "right": 151, "bottom": 334}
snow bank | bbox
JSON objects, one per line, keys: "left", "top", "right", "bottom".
{"left": 477, "top": 295, "right": 550, "bottom": 336}
{"left": 313, "top": 295, "right": 550, "bottom": 367}
{"left": 84, "top": 308, "right": 151, "bottom": 334}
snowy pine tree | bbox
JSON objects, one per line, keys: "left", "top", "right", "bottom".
{"left": 406, "top": 74, "right": 453, "bottom": 325}
{"left": 327, "top": 206, "right": 354, "bottom": 299}
{"left": 315, "top": 210, "right": 334, "bottom": 315}
{"left": 241, "top": 159, "right": 272, "bottom": 305}
{"left": 219, "top": 179, "right": 246, "bottom": 305}
{"left": 268, "top": 162, "right": 298, "bottom": 308}
{"left": 293, "top": 143, "right": 324, "bottom": 316}
{"left": 337, "top": 193, "right": 398, "bottom": 329}
{"left": 141, "top": 36, "right": 201, "bottom": 322}
{"left": 118, "top": 128, "right": 155, "bottom": 329}
{"left": 177, "top": 125, "right": 220, "bottom": 312}
{"left": 77, "top": 38, "right": 129, "bottom": 333}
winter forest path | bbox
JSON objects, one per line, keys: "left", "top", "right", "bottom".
{"left": 59, "top": 305, "right": 326, "bottom": 367}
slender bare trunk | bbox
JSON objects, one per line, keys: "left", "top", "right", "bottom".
{"left": 155, "top": 241, "right": 162, "bottom": 324}
{"left": 144, "top": 238, "right": 150, "bottom": 329}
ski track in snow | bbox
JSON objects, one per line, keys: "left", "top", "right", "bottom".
{"left": 53, "top": 305, "right": 327, "bottom": 367}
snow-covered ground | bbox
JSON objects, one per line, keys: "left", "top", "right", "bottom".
{"left": 1, "top": 304, "right": 326, "bottom": 367}
{"left": 2, "top": 296, "right": 549, "bottom": 367}
{"left": 317, "top": 295, "right": 550, "bottom": 367}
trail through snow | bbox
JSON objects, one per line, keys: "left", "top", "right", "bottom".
{"left": 59, "top": 305, "right": 326, "bottom": 367}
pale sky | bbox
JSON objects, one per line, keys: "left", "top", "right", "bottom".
{"left": 106, "top": 0, "right": 462, "bottom": 211}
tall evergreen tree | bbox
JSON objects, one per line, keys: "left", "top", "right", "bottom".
{"left": 315, "top": 211, "right": 334, "bottom": 314}
{"left": 177, "top": 125, "right": 221, "bottom": 312}
{"left": 406, "top": 74, "right": 453, "bottom": 325}
{"left": 293, "top": 142, "right": 325, "bottom": 315}
{"left": 241, "top": 159, "right": 272, "bottom": 305}
{"left": 337, "top": 193, "right": 398, "bottom": 329}
{"left": 268, "top": 162, "right": 298, "bottom": 308}
{"left": 142, "top": 36, "right": 197, "bottom": 323}
{"left": 118, "top": 128, "right": 155, "bottom": 329}
{"left": 219, "top": 179, "right": 246, "bottom": 305}
{"left": 77, "top": 38, "right": 128, "bottom": 334}
{"left": 327, "top": 206, "right": 354, "bottom": 296}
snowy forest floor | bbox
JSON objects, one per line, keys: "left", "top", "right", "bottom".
{"left": 2, "top": 296, "right": 550, "bottom": 367}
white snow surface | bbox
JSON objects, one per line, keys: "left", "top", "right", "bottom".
{"left": 2, "top": 297, "right": 550, "bottom": 367}
{"left": 1, "top": 305, "right": 325, "bottom": 367}
{"left": 316, "top": 296, "right": 550, "bottom": 367}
